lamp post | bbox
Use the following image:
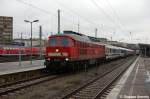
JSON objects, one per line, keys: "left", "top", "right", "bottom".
{"left": 19, "top": 33, "right": 23, "bottom": 66}
{"left": 24, "top": 20, "right": 39, "bottom": 64}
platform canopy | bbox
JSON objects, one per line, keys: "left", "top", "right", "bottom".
{"left": 139, "top": 43, "right": 150, "bottom": 57}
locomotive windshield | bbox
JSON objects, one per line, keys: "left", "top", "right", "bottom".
{"left": 49, "top": 38, "right": 56, "bottom": 46}
{"left": 49, "top": 37, "right": 69, "bottom": 46}
{"left": 60, "top": 37, "right": 68, "bottom": 46}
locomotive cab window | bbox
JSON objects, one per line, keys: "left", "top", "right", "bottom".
{"left": 60, "top": 37, "right": 68, "bottom": 46}
{"left": 49, "top": 38, "right": 56, "bottom": 46}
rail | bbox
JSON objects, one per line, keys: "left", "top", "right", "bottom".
{"left": 61, "top": 56, "right": 137, "bottom": 99}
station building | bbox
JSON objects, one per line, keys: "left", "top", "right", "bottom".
{"left": 0, "top": 16, "right": 13, "bottom": 45}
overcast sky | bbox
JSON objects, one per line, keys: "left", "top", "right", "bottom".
{"left": 0, "top": 0, "right": 150, "bottom": 44}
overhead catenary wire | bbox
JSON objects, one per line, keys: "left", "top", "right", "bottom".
{"left": 16, "top": 0, "right": 96, "bottom": 34}
{"left": 105, "top": 0, "right": 129, "bottom": 33}
{"left": 55, "top": 0, "right": 97, "bottom": 26}
{"left": 15, "top": 0, "right": 122, "bottom": 38}
{"left": 95, "top": 0, "right": 128, "bottom": 40}
{"left": 90, "top": 0, "right": 125, "bottom": 33}
{"left": 15, "top": 0, "right": 78, "bottom": 28}
{"left": 54, "top": 0, "right": 116, "bottom": 34}
{"left": 16, "top": 0, "right": 90, "bottom": 34}
{"left": 16, "top": 0, "right": 56, "bottom": 17}
{"left": 105, "top": 0, "right": 131, "bottom": 41}
{"left": 91, "top": 0, "right": 115, "bottom": 23}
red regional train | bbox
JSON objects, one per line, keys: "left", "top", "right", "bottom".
{"left": 44, "top": 31, "right": 134, "bottom": 71}
{"left": 0, "top": 46, "right": 44, "bottom": 56}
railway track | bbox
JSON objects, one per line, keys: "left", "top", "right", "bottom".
{"left": 0, "top": 74, "right": 61, "bottom": 97}
{"left": 0, "top": 65, "right": 86, "bottom": 97}
{"left": 61, "top": 56, "right": 136, "bottom": 99}
{"left": 0, "top": 56, "right": 136, "bottom": 98}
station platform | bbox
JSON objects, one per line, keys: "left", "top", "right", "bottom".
{"left": 107, "top": 56, "right": 150, "bottom": 99}
{"left": 0, "top": 60, "right": 45, "bottom": 75}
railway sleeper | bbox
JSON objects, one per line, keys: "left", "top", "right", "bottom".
{"left": 78, "top": 90, "right": 97, "bottom": 94}
{"left": 72, "top": 94, "right": 94, "bottom": 99}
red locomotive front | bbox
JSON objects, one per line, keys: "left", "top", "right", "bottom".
{"left": 45, "top": 35, "right": 76, "bottom": 68}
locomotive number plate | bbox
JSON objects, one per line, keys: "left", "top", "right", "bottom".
{"left": 48, "top": 52, "right": 61, "bottom": 56}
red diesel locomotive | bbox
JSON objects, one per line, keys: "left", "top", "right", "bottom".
{"left": 45, "top": 31, "right": 106, "bottom": 71}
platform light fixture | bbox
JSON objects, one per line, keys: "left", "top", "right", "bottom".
{"left": 24, "top": 19, "right": 39, "bottom": 64}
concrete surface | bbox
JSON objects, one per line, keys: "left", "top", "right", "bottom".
{"left": 107, "top": 56, "right": 150, "bottom": 99}
{"left": 0, "top": 60, "right": 45, "bottom": 75}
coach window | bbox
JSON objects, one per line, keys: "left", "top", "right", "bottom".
{"left": 60, "top": 37, "right": 68, "bottom": 46}
{"left": 49, "top": 38, "right": 56, "bottom": 46}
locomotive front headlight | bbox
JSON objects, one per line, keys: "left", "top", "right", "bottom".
{"left": 56, "top": 49, "right": 59, "bottom": 52}
{"left": 65, "top": 58, "right": 69, "bottom": 61}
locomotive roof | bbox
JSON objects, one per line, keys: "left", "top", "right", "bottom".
{"left": 66, "top": 34, "right": 92, "bottom": 43}
{"left": 50, "top": 33, "right": 92, "bottom": 43}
